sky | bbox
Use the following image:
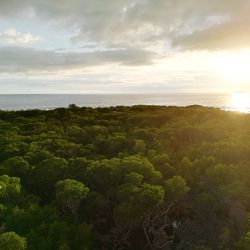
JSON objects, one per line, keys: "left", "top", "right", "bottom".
{"left": 1, "top": 0, "right": 250, "bottom": 94}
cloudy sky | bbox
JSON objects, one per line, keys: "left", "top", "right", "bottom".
{"left": 1, "top": 0, "right": 250, "bottom": 94}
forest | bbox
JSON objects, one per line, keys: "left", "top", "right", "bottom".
{"left": 0, "top": 105, "right": 250, "bottom": 250}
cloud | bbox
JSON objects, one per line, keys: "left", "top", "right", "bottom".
{"left": 172, "top": 18, "right": 250, "bottom": 50}
{"left": 1, "top": 0, "right": 250, "bottom": 51}
{"left": 0, "top": 0, "right": 250, "bottom": 79}
{"left": 0, "top": 29, "right": 40, "bottom": 45}
{"left": 0, "top": 46, "right": 155, "bottom": 73}
{"left": 1, "top": 1, "right": 250, "bottom": 94}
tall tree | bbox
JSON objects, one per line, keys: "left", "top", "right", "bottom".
{"left": 55, "top": 179, "right": 89, "bottom": 224}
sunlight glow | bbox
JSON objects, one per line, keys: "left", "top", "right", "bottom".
{"left": 230, "top": 93, "right": 250, "bottom": 113}
{"left": 214, "top": 51, "right": 250, "bottom": 81}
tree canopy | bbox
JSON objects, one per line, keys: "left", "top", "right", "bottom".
{"left": 0, "top": 105, "right": 249, "bottom": 249}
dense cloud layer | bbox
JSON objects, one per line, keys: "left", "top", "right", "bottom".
{"left": 0, "top": 46, "right": 154, "bottom": 72}
{"left": 1, "top": 0, "right": 250, "bottom": 50}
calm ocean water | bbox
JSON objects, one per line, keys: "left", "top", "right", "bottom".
{"left": 0, "top": 94, "right": 248, "bottom": 112}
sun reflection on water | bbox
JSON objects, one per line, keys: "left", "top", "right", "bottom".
{"left": 229, "top": 93, "right": 250, "bottom": 113}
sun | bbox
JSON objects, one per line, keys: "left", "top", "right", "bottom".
{"left": 230, "top": 93, "right": 250, "bottom": 113}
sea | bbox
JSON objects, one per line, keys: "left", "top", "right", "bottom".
{"left": 0, "top": 93, "right": 249, "bottom": 113}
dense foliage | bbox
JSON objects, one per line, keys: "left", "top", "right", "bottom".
{"left": 0, "top": 105, "right": 250, "bottom": 249}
